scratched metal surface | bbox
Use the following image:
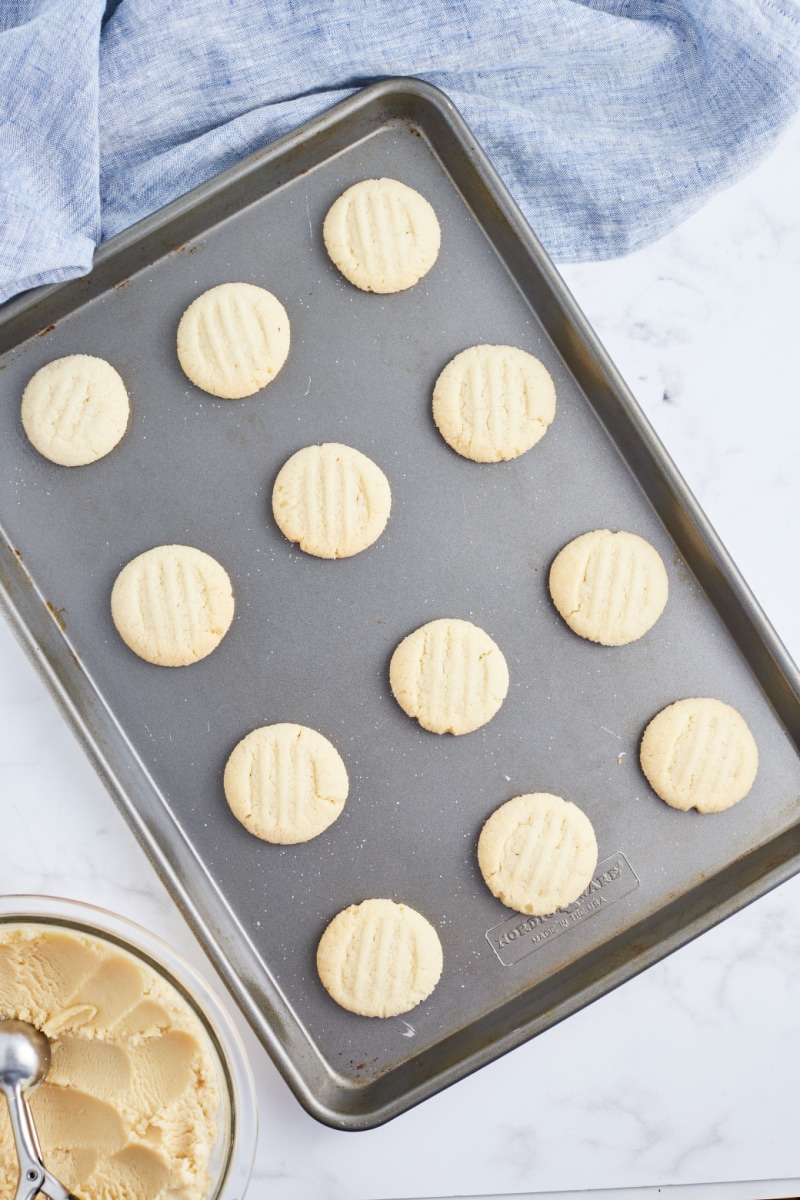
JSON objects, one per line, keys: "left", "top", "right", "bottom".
{"left": 0, "top": 82, "right": 799, "bottom": 1128}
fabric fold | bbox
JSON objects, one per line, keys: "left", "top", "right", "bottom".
{"left": 0, "top": 0, "right": 105, "bottom": 304}
{"left": 1, "top": 0, "right": 799, "bottom": 306}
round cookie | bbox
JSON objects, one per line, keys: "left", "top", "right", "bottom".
{"left": 316, "top": 899, "right": 443, "bottom": 1017}
{"left": 549, "top": 529, "right": 668, "bottom": 646}
{"left": 389, "top": 617, "right": 509, "bottom": 735}
{"left": 111, "top": 544, "right": 234, "bottom": 666}
{"left": 21, "top": 354, "right": 130, "bottom": 467}
{"left": 478, "top": 793, "right": 598, "bottom": 916}
{"left": 323, "top": 178, "right": 441, "bottom": 294}
{"left": 177, "top": 282, "right": 290, "bottom": 398}
{"left": 433, "top": 344, "right": 556, "bottom": 462}
{"left": 272, "top": 442, "right": 391, "bottom": 558}
{"left": 640, "top": 697, "right": 758, "bottom": 813}
{"left": 224, "top": 723, "right": 348, "bottom": 844}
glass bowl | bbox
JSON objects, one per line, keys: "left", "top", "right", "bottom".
{"left": 0, "top": 895, "right": 257, "bottom": 1200}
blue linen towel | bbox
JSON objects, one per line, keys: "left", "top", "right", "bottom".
{"left": 1, "top": 0, "right": 799, "bottom": 305}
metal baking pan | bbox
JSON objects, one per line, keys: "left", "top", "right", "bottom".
{"left": 1, "top": 80, "right": 799, "bottom": 1130}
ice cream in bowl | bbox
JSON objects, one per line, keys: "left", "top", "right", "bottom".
{"left": 0, "top": 896, "right": 256, "bottom": 1200}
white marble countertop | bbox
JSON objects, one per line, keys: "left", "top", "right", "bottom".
{"left": 2, "top": 112, "right": 800, "bottom": 1200}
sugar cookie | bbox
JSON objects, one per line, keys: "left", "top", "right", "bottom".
{"left": 272, "top": 442, "right": 391, "bottom": 558}
{"left": 224, "top": 723, "right": 348, "bottom": 844}
{"left": 478, "top": 792, "right": 598, "bottom": 916}
{"left": 389, "top": 617, "right": 509, "bottom": 735}
{"left": 323, "top": 178, "right": 440, "bottom": 293}
{"left": 111, "top": 544, "right": 234, "bottom": 666}
{"left": 316, "top": 899, "right": 443, "bottom": 1017}
{"left": 549, "top": 529, "right": 668, "bottom": 646}
{"left": 177, "top": 282, "right": 290, "bottom": 398}
{"left": 640, "top": 697, "right": 758, "bottom": 813}
{"left": 21, "top": 354, "right": 129, "bottom": 466}
{"left": 433, "top": 344, "right": 556, "bottom": 462}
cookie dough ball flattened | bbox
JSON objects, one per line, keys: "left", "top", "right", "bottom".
{"left": 224, "top": 723, "right": 348, "bottom": 844}
{"left": 549, "top": 529, "right": 669, "bottom": 647}
{"left": 390, "top": 618, "right": 509, "bottom": 735}
{"left": 640, "top": 697, "right": 758, "bottom": 814}
{"left": 111, "top": 545, "right": 234, "bottom": 666}
{"left": 323, "top": 178, "right": 441, "bottom": 294}
{"left": 272, "top": 443, "right": 391, "bottom": 558}
{"left": 478, "top": 793, "right": 598, "bottom": 916}
{"left": 21, "top": 355, "right": 130, "bottom": 467}
{"left": 433, "top": 345, "right": 556, "bottom": 463}
{"left": 317, "top": 899, "right": 443, "bottom": 1017}
{"left": 177, "top": 282, "right": 290, "bottom": 398}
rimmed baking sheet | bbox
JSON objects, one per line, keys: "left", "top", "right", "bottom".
{"left": 1, "top": 80, "right": 799, "bottom": 1129}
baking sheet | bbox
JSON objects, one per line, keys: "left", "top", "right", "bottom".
{"left": 1, "top": 81, "right": 799, "bottom": 1129}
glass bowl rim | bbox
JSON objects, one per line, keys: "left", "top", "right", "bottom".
{"left": 0, "top": 893, "right": 258, "bottom": 1200}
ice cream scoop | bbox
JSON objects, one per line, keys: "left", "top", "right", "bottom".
{"left": 0, "top": 1019, "right": 80, "bottom": 1200}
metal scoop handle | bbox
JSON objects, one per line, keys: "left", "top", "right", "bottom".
{"left": 1, "top": 1081, "right": 80, "bottom": 1200}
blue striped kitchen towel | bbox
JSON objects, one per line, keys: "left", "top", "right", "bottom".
{"left": 1, "top": 0, "right": 799, "bottom": 304}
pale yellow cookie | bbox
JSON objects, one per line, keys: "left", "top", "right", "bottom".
{"left": 389, "top": 617, "right": 509, "bottom": 735}
{"left": 21, "top": 354, "right": 129, "bottom": 467}
{"left": 224, "top": 723, "right": 348, "bottom": 844}
{"left": 640, "top": 697, "right": 758, "bottom": 813}
{"left": 177, "top": 282, "right": 290, "bottom": 398}
{"left": 316, "top": 899, "right": 443, "bottom": 1017}
{"left": 549, "top": 529, "right": 668, "bottom": 646}
{"left": 432, "top": 344, "right": 556, "bottom": 462}
{"left": 272, "top": 442, "right": 391, "bottom": 558}
{"left": 323, "top": 178, "right": 441, "bottom": 293}
{"left": 478, "top": 792, "right": 598, "bottom": 916}
{"left": 111, "top": 544, "right": 234, "bottom": 666}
